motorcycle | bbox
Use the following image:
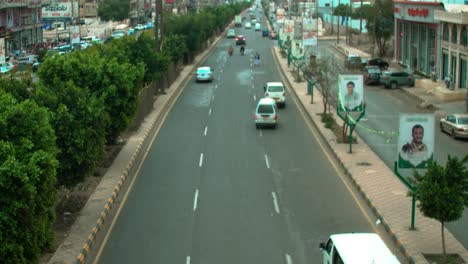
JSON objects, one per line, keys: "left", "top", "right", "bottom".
{"left": 240, "top": 46, "right": 245, "bottom": 56}
{"left": 228, "top": 47, "right": 233, "bottom": 56}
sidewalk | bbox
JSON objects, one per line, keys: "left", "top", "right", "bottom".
{"left": 334, "top": 43, "right": 467, "bottom": 115}
{"left": 271, "top": 46, "right": 468, "bottom": 264}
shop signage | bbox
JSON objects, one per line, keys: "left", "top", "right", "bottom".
{"left": 407, "top": 8, "right": 429, "bottom": 17}
{"left": 394, "top": 7, "right": 399, "bottom": 13}
{"left": 42, "top": 1, "right": 78, "bottom": 18}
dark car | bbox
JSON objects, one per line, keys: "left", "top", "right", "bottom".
{"left": 262, "top": 28, "right": 269, "bottom": 37}
{"left": 381, "top": 70, "right": 414, "bottom": 89}
{"left": 235, "top": 35, "right": 246, "bottom": 45}
{"left": 367, "top": 58, "right": 389, "bottom": 69}
{"left": 362, "top": 65, "right": 381, "bottom": 85}
{"left": 344, "top": 55, "right": 363, "bottom": 70}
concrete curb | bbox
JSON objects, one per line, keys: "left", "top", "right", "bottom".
{"left": 271, "top": 47, "right": 418, "bottom": 264}
{"left": 73, "top": 22, "right": 234, "bottom": 264}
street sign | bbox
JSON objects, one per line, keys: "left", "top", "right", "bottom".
{"left": 397, "top": 114, "right": 434, "bottom": 169}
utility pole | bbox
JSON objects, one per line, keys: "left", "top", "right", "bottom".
{"left": 359, "top": 0, "right": 362, "bottom": 34}
{"left": 336, "top": 0, "right": 340, "bottom": 44}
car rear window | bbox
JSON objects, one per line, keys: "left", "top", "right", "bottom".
{"left": 197, "top": 68, "right": 211, "bottom": 74}
{"left": 458, "top": 117, "right": 468, "bottom": 124}
{"left": 258, "top": 104, "right": 274, "bottom": 114}
{"left": 268, "top": 86, "right": 284, "bottom": 92}
{"left": 368, "top": 68, "right": 381, "bottom": 74}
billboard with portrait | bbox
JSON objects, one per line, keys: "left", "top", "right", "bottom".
{"left": 338, "top": 75, "right": 364, "bottom": 112}
{"left": 398, "top": 114, "right": 434, "bottom": 169}
{"left": 303, "top": 18, "right": 317, "bottom": 46}
{"left": 291, "top": 39, "right": 305, "bottom": 60}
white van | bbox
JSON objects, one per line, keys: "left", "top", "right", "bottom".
{"left": 254, "top": 97, "right": 277, "bottom": 129}
{"left": 319, "top": 233, "right": 400, "bottom": 264}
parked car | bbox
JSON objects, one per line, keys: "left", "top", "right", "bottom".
{"left": 127, "top": 28, "right": 136, "bottom": 35}
{"left": 262, "top": 28, "right": 269, "bottom": 37}
{"left": 440, "top": 114, "right": 468, "bottom": 139}
{"left": 135, "top": 24, "right": 146, "bottom": 31}
{"left": 245, "top": 22, "right": 252, "bottom": 29}
{"left": 227, "top": 29, "right": 236, "bottom": 38}
{"left": 381, "top": 69, "right": 414, "bottom": 89}
{"left": 344, "top": 54, "right": 363, "bottom": 69}
{"left": 196, "top": 66, "right": 213, "bottom": 82}
{"left": 0, "top": 62, "right": 14, "bottom": 74}
{"left": 146, "top": 22, "right": 154, "bottom": 29}
{"left": 362, "top": 65, "right": 382, "bottom": 85}
{"left": 367, "top": 58, "right": 389, "bottom": 69}
{"left": 111, "top": 30, "right": 126, "bottom": 39}
{"left": 252, "top": 19, "right": 257, "bottom": 25}
{"left": 235, "top": 35, "right": 246, "bottom": 45}
{"left": 264, "top": 82, "right": 286, "bottom": 108}
{"left": 254, "top": 98, "right": 278, "bottom": 129}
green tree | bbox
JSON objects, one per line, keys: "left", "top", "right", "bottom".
{"left": 0, "top": 90, "right": 58, "bottom": 263}
{"left": 410, "top": 155, "right": 468, "bottom": 255}
{"left": 163, "top": 34, "right": 189, "bottom": 63}
{"left": 34, "top": 81, "right": 108, "bottom": 186}
{"left": 98, "top": 0, "right": 130, "bottom": 21}
{"left": 362, "top": 0, "right": 394, "bottom": 57}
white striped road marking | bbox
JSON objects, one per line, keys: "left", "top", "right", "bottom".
{"left": 285, "top": 254, "right": 292, "bottom": 264}
{"left": 251, "top": 69, "right": 253, "bottom": 73}
{"left": 251, "top": 63, "right": 253, "bottom": 67}
{"left": 252, "top": 84, "right": 255, "bottom": 89}
{"left": 272, "top": 192, "right": 280, "bottom": 214}
{"left": 204, "top": 126, "right": 208, "bottom": 136}
{"left": 264, "top": 154, "right": 270, "bottom": 169}
{"left": 259, "top": 130, "right": 263, "bottom": 137}
{"left": 212, "top": 95, "right": 215, "bottom": 101}
{"left": 193, "top": 190, "right": 199, "bottom": 211}
{"left": 186, "top": 256, "right": 191, "bottom": 264}
{"left": 215, "top": 84, "right": 218, "bottom": 89}
{"left": 253, "top": 94, "right": 257, "bottom": 101}
{"left": 208, "top": 108, "right": 212, "bottom": 116}
{"left": 199, "top": 153, "right": 204, "bottom": 167}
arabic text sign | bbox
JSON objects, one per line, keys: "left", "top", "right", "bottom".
{"left": 42, "top": 2, "right": 79, "bottom": 18}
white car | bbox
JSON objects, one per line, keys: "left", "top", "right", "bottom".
{"left": 264, "top": 82, "right": 286, "bottom": 108}
{"left": 111, "top": 30, "right": 126, "bottom": 39}
{"left": 196, "top": 67, "right": 213, "bottom": 82}
{"left": 135, "top": 24, "right": 146, "bottom": 31}
{"left": 0, "top": 62, "right": 15, "bottom": 74}
{"left": 254, "top": 98, "right": 277, "bottom": 129}
{"left": 245, "top": 22, "right": 252, "bottom": 29}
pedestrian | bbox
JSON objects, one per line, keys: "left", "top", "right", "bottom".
{"left": 254, "top": 52, "right": 260, "bottom": 66}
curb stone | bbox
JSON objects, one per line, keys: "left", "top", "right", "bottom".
{"left": 271, "top": 46, "right": 419, "bottom": 264}
{"left": 64, "top": 21, "right": 235, "bottom": 264}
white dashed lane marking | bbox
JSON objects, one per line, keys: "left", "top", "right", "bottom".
{"left": 272, "top": 192, "right": 280, "bottom": 214}
{"left": 204, "top": 126, "right": 208, "bottom": 136}
{"left": 264, "top": 154, "right": 270, "bottom": 169}
{"left": 199, "top": 153, "right": 204, "bottom": 167}
{"left": 193, "top": 190, "right": 199, "bottom": 211}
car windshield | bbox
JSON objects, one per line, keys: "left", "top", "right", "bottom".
{"left": 268, "top": 86, "right": 284, "bottom": 92}
{"left": 349, "top": 57, "right": 361, "bottom": 62}
{"left": 368, "top": 68, "right": 381, "bottom": 73}
{"left": 258, "top": 105, "right": 274, "bottom": 114}
{"left": 197, "top": 68, "right": 210, "bottom": 74}
{"left": 458, "top": 117, "right": 468, "bottom": 124}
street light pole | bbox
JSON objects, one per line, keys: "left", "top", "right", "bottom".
{"left": 154, "top": 0, "right": 163, "bottom": 50}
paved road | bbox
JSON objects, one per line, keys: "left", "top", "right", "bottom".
{"left": 319, "top": 40, "right": 468, "bottom": 249}
{"left": 95, "top": 18, "right": 404, "bottom": 264}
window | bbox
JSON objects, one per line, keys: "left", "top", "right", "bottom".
{"left": 257, "top": 105, "right": 274, "bottom": 114}
{"left": 268, "top": 86, "right": 284, "bottom": 92}
{"left": 461, "top": 27, "right": 468, "bottom": 46}
{"left": 452, "top": 24, "right": 458, "bottom": 44}
{"left": 443, "top": 24, "right": 449, "bottom": 41}
{"left": 448, "top": 115, "right": 456, "bottom": 123}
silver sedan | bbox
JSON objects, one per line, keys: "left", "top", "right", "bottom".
{"left": 440, "top": 114, "right": 468, "bottom": 139}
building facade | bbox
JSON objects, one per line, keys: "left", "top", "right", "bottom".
{"left": 435, "top": 5, "right": 468, "bottom": 90}
{"left": 80, "top": 0, "right": 98, "bottom": 18}
{"left": 0, "top": 0, "right": 51, "bottom": 56}
{"left": 393, "top": 1, "right": 445, "bottom": 76}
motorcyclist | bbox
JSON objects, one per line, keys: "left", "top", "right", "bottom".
{"left": 228, "top": 45, "right": 233, "bottom": 56}
{"left": 254, "top": 52, "right": 260, "bottom": 66}
{"left": 240, "top": 45, "right": 245, "bottom": 55}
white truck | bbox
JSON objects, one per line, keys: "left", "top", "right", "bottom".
{"left": 319, "top": 233, "right": 400, "bottom": 264}
{"left": 235, "top": 15, "right": 242, "bottom": 27}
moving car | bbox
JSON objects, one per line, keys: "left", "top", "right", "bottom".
{"left": 254, "top": 98, "right": 278, "bottom": 129}
{"left": 135, "top": 24, "right": 146, "bottom": 31}
{"left": 362, "top": 65, "right": 381, "bottom": 85}
{"left": 235, "top": 35, "right": 246, "bottom": 45}
{"left": 244, "top": 22, "right": 252, "bottom": 29}
{"left": 227, "top": 29, "right": 236, "bottom": 38}
{"left": 320, "top": 233, "right": 400, "bottom": 264}
{"left": 255, "top": 23, "right": 261, "bottom": 31}
{"left": 264, "top": 82, "right": 286, "bottom": 108}
{"left": 262, "top": 28, "right": 269, "bottom": 37}
{"left": 367, "top": 58, "right": 389, "bottom": 69}
{"left": 252, "top": 19, "right": 257, "bottom": 25}
{"left": 440, "top": 114, "right": 468, "bottom": 139}
{"left": 196, "top": 66, "right": 213, "bottom": 82}
{"left": 381, "top": 69, "right": 414, "bottom": 89}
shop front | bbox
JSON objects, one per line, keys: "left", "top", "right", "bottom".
{"left": 393, "top": 1, "right": 445, "bottom": 76}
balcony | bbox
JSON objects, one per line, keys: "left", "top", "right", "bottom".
{"left": 0, "top": 0, "right": 52, "bottom": 9}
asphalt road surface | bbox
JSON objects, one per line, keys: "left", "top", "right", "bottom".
{"left": 95, "top": 16, "right": 405, "bottom": 264}
{"left": 320, "top": 40, "right": 468, "bottom": 249}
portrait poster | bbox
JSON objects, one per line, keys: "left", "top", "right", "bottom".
{"left": 291, "top": 39, "right": 304, "bottom": 60}
{"left": 303, "top": 18, "right": 317, "bottom": 46}
{"left": 338, "top": 75, "right": 364, "bottom": 112}
{"left": 398, "top": 114, "right": 434, "bottom": 169}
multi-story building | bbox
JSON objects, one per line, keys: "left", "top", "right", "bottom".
{"left": 80, "top": 0, "right": 98, "bottom": 18}
{"left": 130, "top": 0, "right": 151, "bottom": 26}
{"left": 0, "top": 0, "right": 51, "bottom": 56}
